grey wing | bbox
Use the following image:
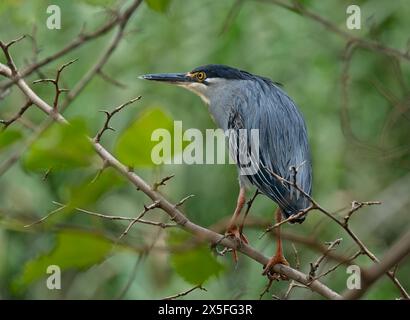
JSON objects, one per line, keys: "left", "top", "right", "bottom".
{"left": 227, "top": 83, "right": 312, "bottom": 218}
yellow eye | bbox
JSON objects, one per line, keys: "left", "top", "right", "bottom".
{"left": 196, "top": 71, "right": 206, "bottom": 82}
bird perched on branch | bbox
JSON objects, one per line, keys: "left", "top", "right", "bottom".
{"left": 141, "top": 64, "right": 312, "bottom": 278}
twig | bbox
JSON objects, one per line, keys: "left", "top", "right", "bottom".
{"left": 343, "top": 201, "right": 382, "bottom": 226}
{"left": 97, "top": 69, "right": 127, "bottom": 88}
{"left": 260, "top": 205, "right": 313, "bottom": 239}
{"left": 239, "top": 189, "right": 260, "bottom": 235}
{"left": 118, "top": 201, "right": 161, "bottom": 239}
{"left": 219, "top": 0, "right": 245, "bottom": 34}
{"left": 0, "top": 0, "right": 143, "bottom": 91}
{"left": 343, "top": 230, "right": 410, "bottom": 299}
{"left": 0, "top": 100, "right": 32, "bottom": 129}
{"left": 283, "top": 282, "right": 307, "bottom": 300}
{"left": 23, "top": 204, "right": 66, "bottom": 228}
{"left": 163, "top": 285, "right": 207, "bottom": 300}
{"left": 261, "top": 164, "right": 409, "bottom": 299}
{"left": 291, "top": 243, "right": 300, "bottom": 270}
{"left": 51, "top": 201, "right": 177, "bottom": 229}
{"left": 314, "top": 251, "right": 362, "bottom": 281}
{"left": 255, "top": 0, "right": 410, "bottom": 61}
{"left": 0, "top": 35, "right": 26, "bottom": 75}
{"left": 152, "top": 174, "right": 175, "bottom": 191}
{"left": 33, "top": 58, "right": 78, "bottom": 110}
{"left": 175, "top": 194, "right": 195, "bottom": 208}
{"left": 259, "top": 278, "right": 274, "bottom": 300}
{"left": 0, "top": 1, "right": 141, "bottom": 177}
{"left": 94, "top": 96, "right": 141, "bottom": 143}
{"left": 309, "top": 238, "right": 342, "bottom": 279}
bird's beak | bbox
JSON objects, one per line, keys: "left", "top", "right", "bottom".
{"left": 139, "top": 73, "right": 193, "bottom": 84}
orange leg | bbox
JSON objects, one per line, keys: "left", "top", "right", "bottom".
{"left": 262, "top": 208, "right": 289, "bottom": 279}
{"left": 225, "top": 187, "right": 248, "bottom": 261}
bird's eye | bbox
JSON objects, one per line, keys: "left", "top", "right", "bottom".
{"left": 196, "top": 71, "right": 206, "bottom": 82}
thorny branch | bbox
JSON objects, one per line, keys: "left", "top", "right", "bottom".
{"left": 309, "top": 238, "right": 342, "bottom": 280}
{"left": 1, "top": 0, "right": 409, "bottom": 300}
{"left": 254, "top": 0, "right": 410, "bottom": 61}
{"left": 33, "top": 58, "right": 78, "bottom": 110}
{"left": 0, "top": 0, "right": 142, "bottom": 176}
{"left": 94, "top": 96, "right": 141, "bottom": 143}
{"left": 0, "top": 0, "right": 143, "bottom": 91}
{"left": 119, "top": 201, "right": 161, "bottom": 239}
{"left": 152, "top": 174, "right": 175, "bottom": 191}
{"left": 0, "top": 100, "right": 32, "bottom": 129}
{"left": 163, "top": 285, "right": 207, "bottom": 300}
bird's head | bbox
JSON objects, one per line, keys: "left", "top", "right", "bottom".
{"left": 140, "top": 64, "right": 255, "bottom": 105}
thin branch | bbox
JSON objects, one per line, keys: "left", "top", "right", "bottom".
{"left": 343, "top": 230, "right": 410, "bottom": 299}
{"left": 152, "top": 174, "right": 175, "bottom": 191}
{"left": 94, "top": 96, "right": 141, "bottom": 143}
{"left": 219, "top": 0, "right": 245, "bottom": 34}
{"left": 0, "top": 0, "right": 141, "bottom": 177}
{"left": 175, "top": 194, "right": 195, "bottom": 208}
{"left": 343, "top": 201, "right": 382, "bottom": 226}
{"left": 254, "top": 0, "right": 410, "bottom": 61}
{"left": 314, "top": 251, "right": 362, "bottom": 281}
{"left": 51, "top": 200, "right": 176, "bottom": 229}
{"left": 118, "top": 201, "right": 161, "bottom": 239}
{"left": 260, "top": 205, "right": 313, "bottom": 238}
{"left": 24, "top": 204, "right": 66, "bottom": 228}
{"left": 33, "top": 58, "right": 78, "bottom": 110}
{"left": 0, "top": 35, "right": 26, "bottom": 75}
{"left": 260, "top": 163, "right": 409, "bottom": 299}
{"left": 239, "top": 189, "right": 260, "bottom": 235}
{"left": 0, "top": 100, "right": 32, "bottom": 129}
{"left": 309, "top": 238, "right": 342, "bottom": 279}
{"left": 0, "top": 0, "right": 143, "bottom": 91}
{"left": 97, "top": 69, "right": 127, "bottom": 88}
{"left": 163, "top": 285, "right": 207, "bottom": 300}
{"left": 259, "top": 279, "right": 274, "bottom": 300}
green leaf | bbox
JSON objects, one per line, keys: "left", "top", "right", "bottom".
{"left": 24, "top": 119, "right": 94, "bottom": 171}
{"left": 0, "top": 129, "right": 22, "bottom": 150}
{"left": 115, "top": 107, "right": 174, "bottom": 167}
{"left": 43, "top": 168, "right": 125, "bottom": 225}
{"left": 67, "top": 168, "right": 124, "bottom": 209}
{"left": 145, "top": 0, "right": 171, "bottom": 13}
{"left": 169, "top": 231, "right": 224, "bottom": 285}
{"left": 14, "top": 230, "right": 113, "bottom": 290}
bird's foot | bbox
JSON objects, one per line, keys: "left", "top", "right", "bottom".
{"left": 224, "top": 224, "right": 248, "bottom": 263}
{"left": 262, "top": 253, "right": 289, "bottom": 281}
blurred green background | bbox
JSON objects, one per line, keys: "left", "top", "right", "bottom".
{"left": 0, "top": 0, "right": 409, "bottom": 299}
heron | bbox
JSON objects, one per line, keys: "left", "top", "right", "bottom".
{"left": 140, "top": 64, "right": 312, "bottom": 278}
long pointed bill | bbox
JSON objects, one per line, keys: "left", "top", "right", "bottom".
{"left": 139, "top": 73, "right": 192, "bottom": 84}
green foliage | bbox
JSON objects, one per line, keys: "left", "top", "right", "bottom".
{"left": 67, "top": 168, "right": 124, "bottom": 208}
{"left": 79, "top": 0, "right": 116, "bottom": 7}
{"left": 145, "top": 0, "right": 171, "bottom": 13}
{"left": 0, "top": 0, "right": 409, "bottom": 299}
{"left": 24, "top": 119, "right": 95, "bottom": 171}
{"left": 0, "top": 129, "right": 22, "bottom": 150}
{"left": 115, "top": 107, "right": 174, "bottom": 167}
{"left": 41, "top": 169, "right": 125, "bottom": 225}
{"left": 14, "top": 230, "right": 113, "bottom": 290}
{"left": 169, "top": 230, "right": 224, "bottom": 285}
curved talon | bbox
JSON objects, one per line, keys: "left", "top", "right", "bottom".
{"left": 262, "top": 255, "right": 289, "bottom": 281}
{"left": 224, "top": 224, "right": 249, "bottom": 262}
